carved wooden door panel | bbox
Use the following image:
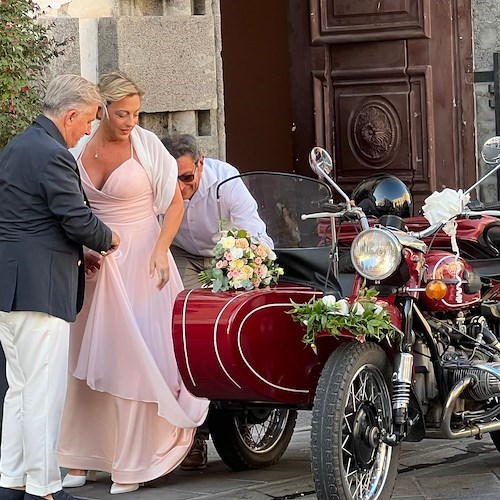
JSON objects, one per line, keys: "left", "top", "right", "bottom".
{"left": 308, "top": 0, "right": 475, "bottom": 210}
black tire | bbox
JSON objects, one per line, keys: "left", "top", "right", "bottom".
{"left": 311, "top": 341, "right": 399, "bottom": 500}
{"left": 208, "top": 407, "right": 297, "bottom": 471}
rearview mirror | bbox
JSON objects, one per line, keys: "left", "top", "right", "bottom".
{"left": 309, "top": 147, "right": 334, "bottom": 177}
{"left": 308, "top": 147, "right": 351, "bottom": 206}
{"left": 481, "top": 136, "right": 500, "bottom": 165}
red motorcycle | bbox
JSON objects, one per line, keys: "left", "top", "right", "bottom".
{"left": 172, "top": 136, "right": 500, "bottom": 499}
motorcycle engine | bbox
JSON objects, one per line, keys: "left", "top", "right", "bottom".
{"left": 414, "top": 308, "right": 500, "bottom": 426}
{"left": 449, "top": 363, "right": 500, "bottom": 400}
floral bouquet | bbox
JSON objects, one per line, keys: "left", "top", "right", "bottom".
{"left": 198, "top": 228, "right": 284, "bottom": 292}
{"left": 288, "top": 288, "right": 399, "bottom": 353}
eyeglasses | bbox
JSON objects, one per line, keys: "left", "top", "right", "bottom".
{"left": 177, "top": 161, "right": 199, "bottom": 183}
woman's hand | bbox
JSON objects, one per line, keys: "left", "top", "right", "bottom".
{"left": 150, "top": 248, "right": 170, "bottom": 290}
{"left": 84, "top": 250, "right": 101, "bottom": 276}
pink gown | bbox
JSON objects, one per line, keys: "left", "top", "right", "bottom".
{"left": 57, "top": 147, "right": 209, "bottom": 484}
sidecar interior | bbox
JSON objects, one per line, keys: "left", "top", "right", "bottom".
{"left": 275, "top": 246, "right": 343, "bottom": 297}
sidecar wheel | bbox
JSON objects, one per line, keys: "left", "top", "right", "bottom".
{"left": 312, "top": 341, "right": 399, "bottom": 500}
{"left": 208, "top": 407, "right": 297, "bottom": 470}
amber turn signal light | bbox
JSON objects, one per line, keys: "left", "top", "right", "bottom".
{"left": 425, "top": 280, "right": 447, "bottom": 300}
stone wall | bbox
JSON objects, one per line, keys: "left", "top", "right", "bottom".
{"left": 473, "top": 0, "right": 500, "bottom": 201}
{"left": 39, "top": 0, "right": 224, "bottom": 159}
{"left": 39, "top": 0, "right": 500, "bottom": 193}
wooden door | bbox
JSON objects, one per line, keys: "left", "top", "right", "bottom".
{"left": 307, "top": 0, "right": 476, "bottom": 210}
{"left": 220, "top": 0, "right": 294, "bottom": 174}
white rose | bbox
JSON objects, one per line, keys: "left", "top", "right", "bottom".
{"left": 229, "top": 247, "right": 244, "bottom": 259}
{"left": 220, "top": 236, "right": 236, "bottom": 249}
{"left": 352, "top": 302, "right": 365, "bottom": 316}
{"left": 334, "top": 299, "right": 350, "bottom": 316}
{"left": 321, "top": 295, "right": 337, "bottom": 308}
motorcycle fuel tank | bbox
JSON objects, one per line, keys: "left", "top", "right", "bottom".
{"left": 421, "top": 250, "right": 481, "bottom": 311}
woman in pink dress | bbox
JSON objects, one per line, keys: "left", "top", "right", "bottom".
{"left": 56, "top": 72, "right": 209, "bottom": 495}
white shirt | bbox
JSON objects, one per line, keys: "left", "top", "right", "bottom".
{"left": 173, "top": 158, "right": 273, "bottom": 257}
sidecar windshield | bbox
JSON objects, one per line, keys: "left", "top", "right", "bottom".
{"left": 216, "top": 172, "right": 333, "bottom": 249}
{"left": 216, "top": 172, "right": 341, "bottom": 294}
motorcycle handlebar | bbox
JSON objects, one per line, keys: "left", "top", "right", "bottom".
{"left": 321, "top": 202, "right": 347, "bottom": 213}
{"left": 408, "top": 223, "right": 443, "bottom": 239}
{"left": 407, "top": 210, "right": 500, "bottom": 240}
{"left": 301, "top": 207, "right": 370, "bottom": 230}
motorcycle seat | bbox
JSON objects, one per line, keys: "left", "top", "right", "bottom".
{"left": 483, "top": 224, "right": 500, "bottom": 255}
{"left": 469, "top": 258, "right": 500, "bottom": 279}
{"left": 275, "top": 246, "right": 343, "bottom": 297}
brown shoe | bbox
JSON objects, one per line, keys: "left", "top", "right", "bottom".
{"left": 180, "top": 436, "right": 208, "bottom": 470}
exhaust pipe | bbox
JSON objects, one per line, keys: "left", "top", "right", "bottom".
{"left": 441, "top": 365, "right": 500, "bottom": 439}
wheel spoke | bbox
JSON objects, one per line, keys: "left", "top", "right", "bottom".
{"left": 235, "top": 409, "right": 290, "bottom": 453}
{"left": 341, "top": 364, "right": 393, "bottom": 499}
{"left": 312, "top": 346, "right": 396, "bottom": 500}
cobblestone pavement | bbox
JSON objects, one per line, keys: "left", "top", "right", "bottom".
{"left": 63, "top": 411, "right": 500, "bottom": 500}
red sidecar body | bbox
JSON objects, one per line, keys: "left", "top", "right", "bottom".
{"left": 172, "top": 285, "right": 323, "bottom": 406}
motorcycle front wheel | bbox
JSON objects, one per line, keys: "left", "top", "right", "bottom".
{"left": 312, "top": 341, "right": 399, "bottom": 500}
{"left": 209, "top": 407, "right": 297, "bottom": 471}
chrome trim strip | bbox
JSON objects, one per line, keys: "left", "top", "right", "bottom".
{"left": 182, "top": 289, "right": 197, "bottom": 387}
{"left": 237, "top": 303, "right": 310, "bottom": 394}
{"left": 213, "top": 294, "right": 247, "bottom": 389}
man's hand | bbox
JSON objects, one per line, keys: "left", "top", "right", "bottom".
{"left": 102, "top": 231, "right": 120, "bottom": 256}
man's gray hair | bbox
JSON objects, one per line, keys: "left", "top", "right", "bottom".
{"left": 161, "top": 133, "right": 200, "bottom": 161}
{"left": 42, "top": 74, "right": 103, "bottom": 118}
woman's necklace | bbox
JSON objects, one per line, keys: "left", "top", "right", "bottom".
{"left": 94, "top": 136, "right": 99, "bottom": 159}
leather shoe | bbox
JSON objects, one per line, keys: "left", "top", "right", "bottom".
{"left": 0, "top": 487, "right": 24, "bottom": 500}
{"left": 24, "top": 490, "right": 82, "bottom": 499}
{"left": 180, "top": 436, "right": 208, "bottom": 470}
{"left": 110, "top": 483, "right": 141, "bottom": 495}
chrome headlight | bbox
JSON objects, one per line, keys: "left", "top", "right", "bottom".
{"left": 351, "top": 228, "right": 402, "bottom": 280}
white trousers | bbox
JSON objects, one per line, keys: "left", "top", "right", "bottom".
{"left": 0, "top": 310, "right": 70, "bottom": 497}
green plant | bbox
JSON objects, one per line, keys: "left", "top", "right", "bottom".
{"left": 0, "top": 0, "right": 72, "bottom": 149}
{"left": 288, "top": 287, "right": 400, "bottom": 353}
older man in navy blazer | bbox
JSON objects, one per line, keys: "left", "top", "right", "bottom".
{"left": 0, "top": 75, "right": 119, "bottom": 500}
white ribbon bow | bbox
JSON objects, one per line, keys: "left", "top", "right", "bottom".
{"left": 422, "top": 188, "right": 470, "bottom": 255}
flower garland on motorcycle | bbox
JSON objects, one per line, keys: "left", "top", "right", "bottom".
{"left": 288, "top": 287, "right": 402, "bottom": 352}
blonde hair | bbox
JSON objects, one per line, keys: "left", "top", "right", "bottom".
{"left": 98, "top": 71, "right": 145, "bottom": 104}
{"left": 42, "top": 74, "right": 103, "bottom": 117}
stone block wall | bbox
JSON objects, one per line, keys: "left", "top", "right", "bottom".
{"left": 39, "top": 0, "right": 224, "bottom": 159}
{"left": 473, "top": 0, "right": 500, "bottom": 201}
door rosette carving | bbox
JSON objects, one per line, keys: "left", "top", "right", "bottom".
{"left": 350, "top": 99, "right": 401, "bottom": 168}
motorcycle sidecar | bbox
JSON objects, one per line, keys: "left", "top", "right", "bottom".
{"left": 171, "top": 246, "right": 347, "bottom": 471}
{"left": 171, "top": 172, "right": 347, "bottom": 470}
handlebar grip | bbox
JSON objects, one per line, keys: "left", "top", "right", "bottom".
{"left": 322, "top": 202, "right": 346, "bottom": 213}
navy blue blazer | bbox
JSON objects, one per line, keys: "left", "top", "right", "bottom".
{"left": 0, "top": 115, "right": 112, "bottom": 322}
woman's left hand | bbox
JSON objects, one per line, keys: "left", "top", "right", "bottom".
{"left": 150, "top": 248, "right": 170, "bottom": 290}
